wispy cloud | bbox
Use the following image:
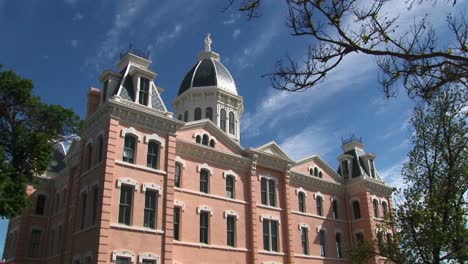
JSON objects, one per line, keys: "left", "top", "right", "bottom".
{"left": 71, "top": 39, "right": 78, "bottom": 48}
{"left": 232, "top": 28, "right": 241, "bottom": 40}
{"left": 223, "top": 13, "right": 240, "bottom": 25}
{"left": 379, "top": 158, "right": 408, "bottom": 190}
{"left": 72, "top": 12, "right": 83, "bottom": 21}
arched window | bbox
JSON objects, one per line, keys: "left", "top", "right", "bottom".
{"left": 147, "top": 141, "right": 159, "bottom": 169}
{"left": 316, "top": 196, "right": 323, "bottom": 216}
{"left": 336, "top": 233, "right": 343, "bottom": 258}
{"left": 202, "top": 134, "right": 209, "bottom": 145}
{"left": 209, "top": 139, "right": 215, "bottom": 148}
{"left": 184, "top": 110, "right": 188, "bottom": 122}
{"left": 178, "top": 114, "right": 182, "bottom": 121}
{"left": 228, "top": 111, "right": 235, "bottom": 134}
{"left": 318, "top": 171, "right": 323, "bottom": 178}
{"left": 175, "top": 163, "right": 181, "bottom": 187}
{"left": 314, "top": 167, "right": 319, "bottom": 177}
{"left": 194, "top": 108, "right": 202, "bottom": 121}
{"left": 309, "top": 168, "right": 314, "bottom": 176}
{"left": 123, "top": 135, "right": 136, "bottom": 163}
{"left": 220, "top": 109, "right": 227, "bottom": 132}
{"left": 200, "top": 169, "right": 209, "bottom": 193}
{"left": 382, "top": 201, "right": 388, "bottom": 218}
{"left": 298, "top": 192, "right": 306, "bottom": 212}
{"left": 196, "top": 135, "right": 201, "bottom": 144}
{"left": 353, "top": 201, "right": 361, "bottom": 219}
{"left": 86, "top": 143, "right": 93, "bottom": 170}
{"left": 97, "top": 135, "right": 104, "bottom": 163}
{"left": 205, "top": 107, "right": 213, "bottom": 121}
{"left": 373, "top": 199, "right": 379, "bottom": 218}
{"left": 226, "top": 175, "right": 235, "bottom": 199}
{"left": 332, "top": 200, "right": 339, "bottom": 219}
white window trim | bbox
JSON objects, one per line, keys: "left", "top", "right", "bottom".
{"left": 295, "top": 187, "right": 307, "bottom": 196}
{"left": 141, "top": 183, "right": 162, "bottom": 195}
{"left": 223, "top": 170, "right": 239, "bottom": 181}
{"left": 193, "top": 132, "right": 218, "bottom": 144}
{"left": 349, "top": 197, "right": 360, "bottom": 204}
{"left": 121, "top": 127, "right": 142, "bottom": 142}
{"left": 138, "top": 252, "right": 160, "bottom": 264}
{"left": 260, "top": 215, "right": 281, "bottom": 224}
{"left": 112, "top": 250, "right": 136, "bottom": 262}
{"left": 258, "top": 173, "right": 278, "bottom": 182}
{"left": 175, "top": 156, "right": 186, "bottom": 168}
{"left": 330, "top": 196, "right": 339, "bottom": 202}
{"left": 197, "top": 163, "right": 213, "bottom": 175}
{"left": 314, "top": 192, "right": 324, "bottom": 200}
{"left": 224, "top": 210, "right": 239, "bottom": 220}
{"left": 298, "top": 223, "right": 310, "bottom": 230}
{"left": 144, "top": 134, "right": 165, "bottom": 148}
{"left": 316, "top": 226, "right": 327, "bottom": 233}
{"left": 117, "top": 178, "right": 139, "bottom": 192}
{"left": 174, "top": 200, "right": 185, "bottom": 211}
{"left": 197, "top": 205, "right": 214, "bottom": 216}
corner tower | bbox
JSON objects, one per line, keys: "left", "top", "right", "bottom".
{"left": 172, "top": 34, "right": 244, "bottom": 141}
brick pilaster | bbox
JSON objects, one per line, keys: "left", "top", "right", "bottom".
{"left": 162, "top": 134, "right": 177, "bottom": 264}
{"left": 283, "top": 171, "right": 295, "bottom": 264}
{"left": 247, "top": 155, "right": 260, "bottom": 264}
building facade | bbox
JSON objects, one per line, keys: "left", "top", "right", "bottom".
{"left": 2, "top": 36, "right": 394, "bottom": 264}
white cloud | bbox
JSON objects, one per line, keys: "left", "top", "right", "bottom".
{"left": 280, "top": 123, "right": 337, "bottom": 161}
{"left": 155, "top": 24, "right": 183, "bottom": 46}
{"left": 71, "top": 40, "right": 78, "bottom": 48}
{"left": 232, "top": 29, "right": 241, "bottom": 40}
{"left": 379, "top": 158, "right": 408, "bottom": 190}
{"left": 72, "top": 12, "right": 83, "bottom": 21}
{"left": 223, "top": 13, "right": 240, "bottom": 25}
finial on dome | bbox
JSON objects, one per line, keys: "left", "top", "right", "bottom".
{"left": 204, "top": 33, "right": 212, "bottom": 52}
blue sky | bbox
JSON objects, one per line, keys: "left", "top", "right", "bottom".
{"left": 0, "top": 0, "right": 463, "bottom": 257}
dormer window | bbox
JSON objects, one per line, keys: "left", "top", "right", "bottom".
{"left": 102, "top": 80, "right": 108, "bottom": 103}
{"left": 341, "top": 160, "right": 350, "bottom": 179}
{"left": 369, "top": 160, "right": 376, "bottom": 178}
{"left": 206, "top": 107, "right": 213, "bottom": 121}
{"left": 139, "top": 77, "right": 150, "bottom": 106}
{"left": 194, "top": 108, "right": 202, "bottom": 121}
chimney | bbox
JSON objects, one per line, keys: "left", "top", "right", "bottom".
{"left": 86, "top": 87, "right": 101, "bottom": 119}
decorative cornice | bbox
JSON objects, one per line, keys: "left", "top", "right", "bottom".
{"left": 346, "top": 176, "right": 393, "bottom": 196}
{"left": 290, "top": 171, "right": 345, "bottom": 195}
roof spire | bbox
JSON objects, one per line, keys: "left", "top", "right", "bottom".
{"left": 204, "top": 33, "right": 212, "bottom": 52}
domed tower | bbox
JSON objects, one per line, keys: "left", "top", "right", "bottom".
{"left": 172, "top": 34, "right": 244, "bottom": 141}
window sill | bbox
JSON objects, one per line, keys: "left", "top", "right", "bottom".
{"left": 110, "top": 223, "right": 164, "bottom": 234}
{"left": 291, "top": 210, "right": 346, "bottom": 222}
{"left": 115, "top": 160, "right": 167, "bottom": 175}
{"left": 256, "top": 204, "right": 283, "bottom": 211}
{"left": 174, "top": 240, "right": 249, "bottom": 252}
{"left": 294, "top": 254, "right": 346, "bottom": 261}
{"left": 174, "top": 187, "right": 247, "bottom": 204}
{"left": 258, "top": 250, "right": 286, "bottom": 256}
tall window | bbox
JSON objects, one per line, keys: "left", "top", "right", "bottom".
{"left": 355, "top": 232, "right": 364, "bottom": 244}
{"left": 228, "top": 111, "right": 235, "bottom": 134}
{"left": 183, "top": 110, "right": 188, "bottom": 122}
{"left": 194, "top": 107, "right": 202, "bottom": 120}
{"left": 202, "top": 134, "right": 209, "bottom": 145}
{"left": 336, "top": 233, "right": 343, "bottom": 258}
{"left": 226, "top": 175, "right": 235, "bottom": 199}
{"left": 200, "top": 211, "right": 209, "bottom": 244}
{"left": 195, "top": 135, "right": 201, "bottom": 144}
{"left": 298, "top": 192, "right": 306, "bottom": 213}
{"left": 62, "top": 189, "right": 67, "bottom": 208}
{"left": 261, "top": 178, "right": 276, "bottom": 207}
{"left": 314, "top": 167, "right": 318, "bottom": 176}
{"left": 174, "top": 207, "right": 181, "bottom": 241}
{"left": 209, "top": 139, "right": 215, "bottom": 147}
{"left": 301, "top": 226, "right": 309, "bottom": 255}
{"left": 118, "top": 185, "right": 133, "bottom": 225}
{"left": 200, "top": 169, "right": 209, "bottom": 193}
{"left": 147, "top": 141, "right": 159, "bottom": 169}
{"left": 123, "top": 135, "right": 136, "bottom": 163}
{"left": 139, "top": 77, "right": 149, "bottom": 105}
{"left": 116, "top": 257, "right": 130, "bottom": 264}
{"left": 373, "top": 199, "right": 379, "bottom": 218}
{"left": 56, "top": 226, "right": 62, "bottom": 255}
{"left": 29, "top": 229, "right": 42, "bottom": 257}
{"left": 86, "top": 144, "right": 93, "bottom": 170}
{"left": 227, "top": 215, "right": 236, "bottom": 247}
{"left": 369, "top": 160, "right": 375, "bottom": 178}
{"left": 262, "top": 219, "right": 278, "bottom": 252}
{"left": 318, "top": 171, "right": 323, "bottom": 178}
{"left": 353, "top": 201, "right": 361, "bottom": 219}
{"left": 144, "top": 190, "right": 157, "bottom": 229}
{"left": 220, "top": 109, "right": 227, "bottom": 131}
{"left": 382, "top": 201, "right": 388, "bottom": 218}
{"left": 91, "top": 185, "right": 98, "bottom": 225}
{"left": 102, "top": 80, "right": 108, "bottom": 103}
{"left": 205, "top": 107, "right": 213, "bottom": 121}
{"left": 316, "top": 196, "right": 323, "bottom": 216}
{"left": 36, "top": 194, "right": 46, "bottom": 215}
{"left": 319, "top": 229, "right": 326, "bottom": 257}
{"left": 178, "top": 114, "right": 182, "bottom": 121}
{"left": 332, "top": 200, "right": 339, "bottom": 219}
{"left": 97, "top": 135, "right": 104, "bottom": 163}
{"left": 341, "top": 160, "right": 350, "bottom": 178}
{"left": 175, "top": 163, "right": 181, "bottom": 187}
{"left": 80, "top": 192, "right": 87, "bottom": 229}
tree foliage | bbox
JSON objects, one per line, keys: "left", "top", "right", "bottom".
{"left": 228, "top": 0, "right": 467, "bottom": 100}
{"left": 0, "top": 65, "right": 80, "bottom": 218}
